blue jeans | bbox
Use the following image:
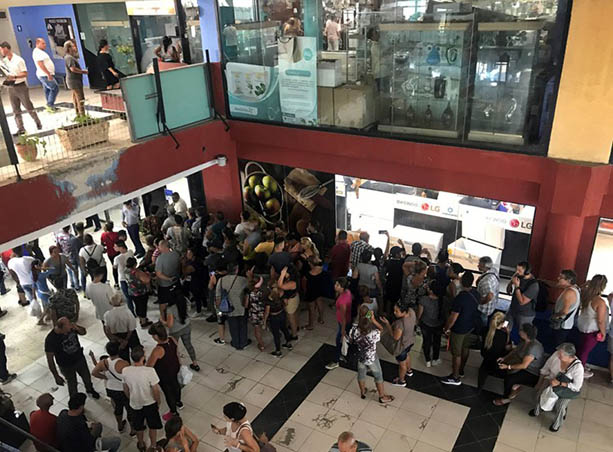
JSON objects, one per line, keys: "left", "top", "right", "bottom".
{"left": 127, "top": 223, "right": 145, "bottom": 256}
{"left": 119, "top": 280, "right": 135, "bottom": 315}
{"left": 357, "top": 357, "right": 383, "bottom": 383}
{"left": 22, "top": 284, "right": 35, "bottom": 302}
{"left": 335, "top": 322, "right": 351, "bottom": 363}
{"left": 98, "top": 436, "right": 121, "bottom": 452}
{"left": 37, "top": 76, "right": 59, "bottom": 107}
{"left": 67, "top": 264, "right": 81, "bottom": 291}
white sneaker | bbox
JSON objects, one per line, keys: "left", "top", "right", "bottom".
{"left": 432, "top": 359, "right": 442, "bottom": 366}
{"left": 584, "top": 369, "right": 594, "bottom": 379}
{"left": 425, "top": 361, "right": 432, "bottom": 368}
{"left": 325, "top": 362, "right": 339, "bottom": 370}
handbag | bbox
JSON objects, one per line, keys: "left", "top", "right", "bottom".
{"left": 550, "top": 303, "right": 579, "bottom": 330}
{"left": 380, "top": 330, "right": 404, "bottom": 357}
{"left": 29, "top": 299, "right": 42, "bottom": 318}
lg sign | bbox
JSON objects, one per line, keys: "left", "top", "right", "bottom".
{"left": 421, "top": 203, "right": 440, "bottom": 213}
{"left": 509, "top": 218, "right": 532, "bottom": 230}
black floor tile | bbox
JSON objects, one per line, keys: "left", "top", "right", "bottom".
{"left": 455, "top": 424, "right": 478, "bottom": 446}
{"left": 466, "top": 414, "right": 501, "bottom": 440}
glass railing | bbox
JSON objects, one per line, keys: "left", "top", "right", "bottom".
{"left": 217, "top": 0, "right": 569, "bottom": 155}
{"left": 0, "top": 61, "right": 213, "bottom": 185}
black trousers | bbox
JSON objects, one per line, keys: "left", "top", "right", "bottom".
{"left": 132, "top": 294, "right": 149, "bottom": 319}
{"left": 59, "top": 355, "right": 95, "bottom": 397}
{"left": 0, "top": 336, "right": 8, "bottom": 380}
{"left": 228, "top": 314, "right": 249, "bottom": 349}
{"left": 503, "top": 369, "right": 539, "bottom": 397}
{"left": 269, "top": 311, "right": 292, "bottom": 352}
{"left": 477, "top": 359, "right": 507, "bottom": 388}
{"left": 420, "top": 323, "right": 442, "bottom": 362}
{"left": 160, "top": 377, "right": 181, "bottom": 414}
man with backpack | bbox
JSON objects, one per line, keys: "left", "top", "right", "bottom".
{"left": 215, "top": 262, "right": 248, "bottom": 350}
{"left": 505, "top": 261, "right": 539, "bottom": 336}
{"left": 79, "top": 234, "right": 106, "bottom": 285}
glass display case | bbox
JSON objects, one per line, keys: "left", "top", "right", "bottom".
{"left": 229, "top": 22, "right": 280, "bottom": 66}
{"left": 377, "top": 22, "right": 472, "bottom": 138}
{"left": 468, "top": 21, "right": 545, "bottom": 145}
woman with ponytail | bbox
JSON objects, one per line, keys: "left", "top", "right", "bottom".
{"left": 477, "top": 312, "right": 510, "bottom": 388}
{"left": 576, "top": 275, "right": 609, "bottom": 378}
{"left": 162, "top": 292, "right": 200, "bottom": 371}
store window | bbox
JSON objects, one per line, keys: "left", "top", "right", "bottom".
{"left": 217, "top": 0, "right": 569, "bottom": 154}
{"left": 587, "top": 218, "right": 613, "bottom": 293}
{"left": 335, "top": 176, "right": 535, "bottom": 278}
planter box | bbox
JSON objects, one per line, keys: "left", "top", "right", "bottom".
{"left": 56, "top": 120, "right": 110, "bottom": 152}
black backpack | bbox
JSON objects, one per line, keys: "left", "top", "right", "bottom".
{"left": 84, "top": 245, "right": 101, "bottom": 276}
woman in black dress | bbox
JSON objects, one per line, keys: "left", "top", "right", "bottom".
{"left": 97, "top": 39, "right": 120, "bottom": 89}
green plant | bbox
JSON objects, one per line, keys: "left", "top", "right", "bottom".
{"left": 16, "top": 133, "right": 47, "bottom": 155}
{"left": 73, "top": 114, "right": 101, "bottom": 126}
{"left": 116, "top": 44, "right": 136, "bottom": 67}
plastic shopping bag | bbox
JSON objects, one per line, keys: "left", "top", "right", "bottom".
{"left": 29, "top": 299, "right": 42, "bottom": 318}
{"left": 341, "top": 336, "right": 349, "bottom": 357}
{"left": 178, "top": 365, "right": 193, "bottom": 386}
{"left": 539, "top": 385, "right": 558, "bottom": 411}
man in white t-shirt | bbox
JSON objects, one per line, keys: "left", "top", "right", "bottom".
{"left": 79, "top": 234, "right": 106, "bottom": 282}
{"left": 0, "top": 41, "right": 42, "bottom": 135}
{"left": 103, "top": 293, "right": 140, "bottom": 362}
{"left": 112, "top": 240, "right": 135, "bottom": 314}
{"left": 32, "top": 38, "right": 59, "bottom": 112}
{"left": 7, "top": 251, "right": 35, "bottom": 305}
{"left": 171, "top": 192, "right": 188, "bottom": 219}
{"left": 85, "top": 267, "right": 113, "bottom": 323}
{"left": 122, "top": 347, "right": 162, "bottom": 449}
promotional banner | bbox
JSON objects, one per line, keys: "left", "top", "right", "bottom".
{"left": 239, "top": 159, "right": 335, "bottom": 252}
{"left": 278, "top": 36, "right": 318, "bottom": 125}
{"left": 44, "top": 18, "right": 75, "bottom": 58}
{"left": 225, "top": 62, "right": 282, "bottom": 121}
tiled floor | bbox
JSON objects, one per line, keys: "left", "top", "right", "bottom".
{"left": 2, "top": 255, "right": 613, "bottom": 451}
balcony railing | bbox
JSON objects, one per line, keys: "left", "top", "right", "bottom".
{"left": 0, "top": 61, "right": 213, "bottom": 186}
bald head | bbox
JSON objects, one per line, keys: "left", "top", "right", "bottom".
{"left": 35, "top": 38, "right": 46, "bottom": 49}
{"left": 337, "top": 432, "right": 357, "bottom": 452}
{"left": 36, "top": 393, "right": 54, "bottom": 411}
{"left": 158, "top": 239, "right": 170, "bottom": 252}
{"left": 359, "top": 231, "right": 369, "bottom": 242}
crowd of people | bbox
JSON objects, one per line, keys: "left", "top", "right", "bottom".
{"left": 1, "top": 194, "right": 613, "bottom": 450}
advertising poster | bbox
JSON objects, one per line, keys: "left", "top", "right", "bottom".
{"left": 278, "top": 36, "right": 318, "bottom": 125}
{"left": 238, "top": 159, "right": 335, "bottom": 253}
{"left": 44, "top": 18, "right": 75, "bottom": 58}
{"left": 225, "top": 62, "right": 282, "bottom": 121}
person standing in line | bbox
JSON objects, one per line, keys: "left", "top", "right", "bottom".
{"left": 68, "top": 223, "right": 85, "bottom": 293}
{"left": 381, "top": 301, "right": 416, "bottom": 387}
{"left": 63, "top": 40, "right": 88, "bottom": 115}
{"left": 576, "top": 275, "right": 609, "bottom": 379}
{"left": 268, "top": 237, "right": 292, "bottom": 279}
{"left": 550, "top": 269, "right": 580, "bottom": 347}
{"left": 79, "top": 233, "right": 106, "bottom": 283}
{"left": 476, "top": 256, "right": 499, "bottom": 327}
{"left": 155, "top": 240, "right": 182, "bottom": 313}
{"left": 417, "top": 281, "right": 443, "bottom": 368}
{"left": 55, "top": 226, "right": 79, "bottom": 291}
{"left": 104, "top": 292, "right": 141, "bottom": 362}
{"left": 0, "top": 331, "right": 17, "bottom": 384}
{"left": 326, "top": 277, "right": 352, "bottom": 370}
{"left": 125, "top": 257, "right": 153, "bottom": 328}
{"left": 91, "top": 342, "right": 134, "bottom": 435}
{"left": 7, "top": 248, "right": 35, "bottom": 306}
{"left": 32, "top": 260, "right": 53, "bottom": 325}
{"left": 350, "top": 232, "right": 373, "bottom": 269}
{"left": 97, "top": 39, "right": 120, "bottom": 89}
{"left": 44, "top": 245, "right": 75, "bottom": 291}
{"left": 122, "top": 200, "right": 145, "bottom": 258}
{"left": 44, "top": 317, "right": 100, "bottom": 399}
{"left": 278, "top": 265, "right": 300, "bottom": 340}
{"left": 147, "top": 323, "right": 183, "bottom": 422}
{"left": 263, "top": 286, "right": 294, "bottom": 357}
{"left": 85, "top": 267, "right": 113, "bottom": 324}
{"left": 32, "top": 38, "right": 59, "bottom": 112}
{"left": 101, "top": 221, "right": 120, "bottom": 288}
{"left": 0, "top": 41, "right": 42, "bottom": 135}
{"left": 163, "top": 415, "right": 199, "bottom": 451}
{"left": 216, "top": 262, "right": 249, "bottom": 350}
{"left": 122, "top": 347, "right": 163, "bottom": 452}
{"left": 211, "top": 402, "right": 259, "bottom": 452}
{"left": 113, "top": 240, "right": 135, "bottom": 315}
{"left": 171, "top": 192, "right": 188, "bottom": 219}
{"left": 477, "top": 312, "right": 511, "bottom": 389}
{"left": 440, "top": 271, "right": 480, "bottom": 386}
{"left": 162, "top": 291, "right": 200, "bottom": 371}
{"left": 29, "top": 393, "right": 59, "bottom": 451}
{"left": 505, "top": 261, "right": 539, "bottom": 334}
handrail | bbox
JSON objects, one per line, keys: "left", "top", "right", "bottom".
{"left": 0, "top": 413, "right": 61, "bottom": 452}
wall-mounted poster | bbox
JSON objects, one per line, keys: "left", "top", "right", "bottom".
{"left": 238, "top": 159, "right": 336, "bottom": 254}
{"left": 44, "top": 17, "right": 75, "bottom": 58}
